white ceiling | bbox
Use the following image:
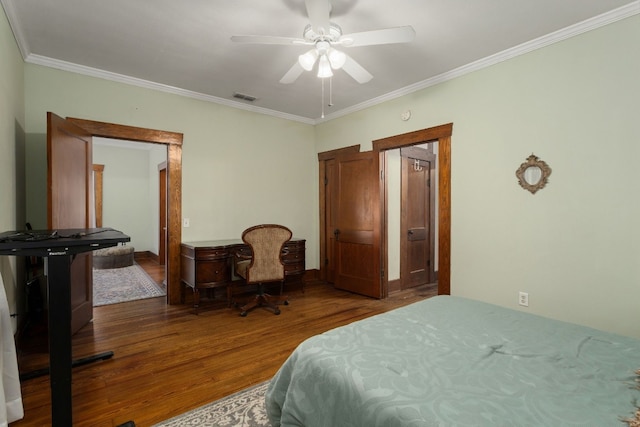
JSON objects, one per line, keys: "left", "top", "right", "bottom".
{"left": 2, "top": 0, "right": 638, "bottom": 123}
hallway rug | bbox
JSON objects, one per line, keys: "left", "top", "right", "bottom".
{"left": 93, "top": 264, "right": 165, "bottom": 306}
{"left": 153, "top": 381, "right": 271, "bottom": 427}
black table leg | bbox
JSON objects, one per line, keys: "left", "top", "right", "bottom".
{"left": 47, "top": 254, "right": 73, "bottom": 426}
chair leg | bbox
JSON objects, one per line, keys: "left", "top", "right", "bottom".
{"left": 192, "top": 288, "right": 200, "bottom": 315}
{"left": 239, "top": 294, "right": 265, "bottom": 316}
{"left": 226, "top": 284, "right": 232, "bottom": 307}
{"left": 278, "top": 279, "right": 289, "bottom": 306}
{"left": 237, "top": 283, "right": 284, "bottom": 316}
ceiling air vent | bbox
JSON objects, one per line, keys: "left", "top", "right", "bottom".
{"left": 232, "top": 92, "right": 257, "bottom": 102}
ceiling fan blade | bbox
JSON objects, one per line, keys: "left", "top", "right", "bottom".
{"left": 340, "top": 26, "right": 416, "bottom": 47}
{"left": 280, "top": 62, "right": 305, "bottom": 84}
{"left": 305, "top": 0, "right": 331, "bottom": 35}
{"left": 231, "top": 35, "right": 307, "bottom": 45}
{"left": 341, "top": 54, "right": 373, "bottom": 84}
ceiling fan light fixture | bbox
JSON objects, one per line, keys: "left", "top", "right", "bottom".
{"left": 231, "top": 2, "right": 415, "bottom": 86}
{"left": 317, "top": 54, "right": 333, "bottom": 78}
{"left": 328, "top": 48, "right": 346, "bottom": 69}
{"left": 298, "top": 49, "right": 319, "bottom": 71}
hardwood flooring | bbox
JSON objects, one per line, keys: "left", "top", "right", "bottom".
{"left": 14, "top": 259, "right": 437, "bottom": 426}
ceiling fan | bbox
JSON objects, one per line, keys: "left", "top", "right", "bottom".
{"left": 230, "top": 0, "right": 415, "bottom": 84}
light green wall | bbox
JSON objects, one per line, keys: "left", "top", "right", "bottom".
{"left": 23, "top": 65, "right": 320, "bottom": 271}
{"left": 5, "top": 7, "right": 639, "bottom": 339}
{"left": 387, "top": 149, "right": 401, "bottom": 280}
{"left": 316, "top": 15, "right": 640, "bottom": 338}
{"left": 0, "top": 5, "right": 25, "bottom": 331}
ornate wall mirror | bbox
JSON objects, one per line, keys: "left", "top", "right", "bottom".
{"left": 516, "top": 154, "right": 551, "bottom": 194}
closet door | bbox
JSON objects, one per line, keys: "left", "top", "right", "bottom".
{"left": 47, "top": 112, "right": 94, "bottom": 334}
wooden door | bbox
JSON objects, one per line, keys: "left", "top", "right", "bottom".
{"left": 47, "top": 112, "right": 94, "bottom": 334}
{"left": 158, "top": 163, "right": 167, "bottom": 266}
{"left": 400, "top": 146, "right": 436, "bottom": 289}
{"left": 332, "top": 151, "right": 381, "bottom": 298}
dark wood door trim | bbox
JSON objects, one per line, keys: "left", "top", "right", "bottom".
{"left": 317, "top": 144, "right": 361, "bottom": 161}
{"left": 68, "top": 117, "right": 183, "bottom": 304}
{"left": 93, "top": 164, "right": 104, "bottom": 228}
{"left": 373, "top": 123, "right": 453, "bottom": 295}
{"left": 158, "top": 162, "right": 167, "bottom": 267}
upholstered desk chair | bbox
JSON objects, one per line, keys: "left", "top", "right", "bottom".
{"left": 233, "top": 224, "right": 292, "bottom": 316}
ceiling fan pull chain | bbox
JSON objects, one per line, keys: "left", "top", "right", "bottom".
{"left": 321, "top": 78, "right": 325, "bottom": 119}
{"left": 328, "top": 77, "right": 333, "bottom": 107}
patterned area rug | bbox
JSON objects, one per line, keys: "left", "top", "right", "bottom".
{"left": 153, "top": 381, "right": 271, "bottom": 427}
{"left": 93, "top": 264, "right": 165, "bottom": 306}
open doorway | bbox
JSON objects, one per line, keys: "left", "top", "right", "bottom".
{"left": 91, "top": 138, "right": 168, "bottom": 305}
{"left": 93, "top": 138, "right": 167, "bottom": 263}
{"left": 68, "top": 117, "right": 183, "bottom": 304}
{"left": 317, "top": 123, "right": 452, "bottom": 298}
{"left": 374, "top": 123, "right": 452, "bottom": 297}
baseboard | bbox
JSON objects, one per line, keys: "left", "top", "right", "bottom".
{"left": 303, "top": 269, "right": 319, "bottom": 281}
{"left": 387, "top": 278, "right": 401, "bottom": 294}
{"left": 134, "top": 251, "right": 158, "bottom": 263}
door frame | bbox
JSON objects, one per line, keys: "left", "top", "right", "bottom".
{"left": 93, "top": 164, "right": 104, "bottom": 227}
{"left": 318, "top": 123, "right": 452, "bottom": 297}
{"left": 158, "top": 162, "right": 167, "bottom": 267}
{"left": 67, "top": 117, "right": 184, "bottom": 304}
{"left": 373, "top": 123, "right": 453, "bottom": 296}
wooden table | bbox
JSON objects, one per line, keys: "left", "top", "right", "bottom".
{"left": 180, "top": 238, "right": 305, "bottom": 309}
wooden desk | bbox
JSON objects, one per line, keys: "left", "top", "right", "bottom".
{"left": 180, "top": 238, "right": 305, "bottom": 308}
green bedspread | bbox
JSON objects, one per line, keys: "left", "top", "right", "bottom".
{"left": 265, "top": 296, "right": 640, "bottom": 426}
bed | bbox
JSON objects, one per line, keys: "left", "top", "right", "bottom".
{"left": 265, "top": 296, "right": 640, "bottom": 426}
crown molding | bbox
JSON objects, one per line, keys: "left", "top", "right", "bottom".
{"left": 5, "top": 0, "right": 638, "bottom": 125}
{"left": 318, "top": 1, "right": 640, "bottom": 123}
{"left": 25, "top": 54, "right": 316, "bottom": 125}
{"left": 0, "top": 0, "right": 30, "bottom": 58}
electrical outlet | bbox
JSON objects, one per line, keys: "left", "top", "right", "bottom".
{"left": 518, "top": 292, "right": 529, "bottom": 307}
{"left": 183, "top": 218, "right": 190, "bottom": 227}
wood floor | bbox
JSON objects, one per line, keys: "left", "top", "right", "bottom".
{"left": 14, "top": 258, "right": 437, "bottom": 427}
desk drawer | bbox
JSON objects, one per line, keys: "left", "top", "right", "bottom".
{"left": 284, "top": 240, "right": 304, "bottom": 255}
{"left": 196, "top": 259, "right": 229, "bottom": 285}
{"left": 283, "top": 239, "right": 305, "bottom": 274}
{"left": 282, "top": 251, "right": 304, "bottom": 263}
{"left": 195, "top": 249, "right": 229, "bottom": 261}
{"left": 284, "top": 263, "right": 304, "bottom": 275}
